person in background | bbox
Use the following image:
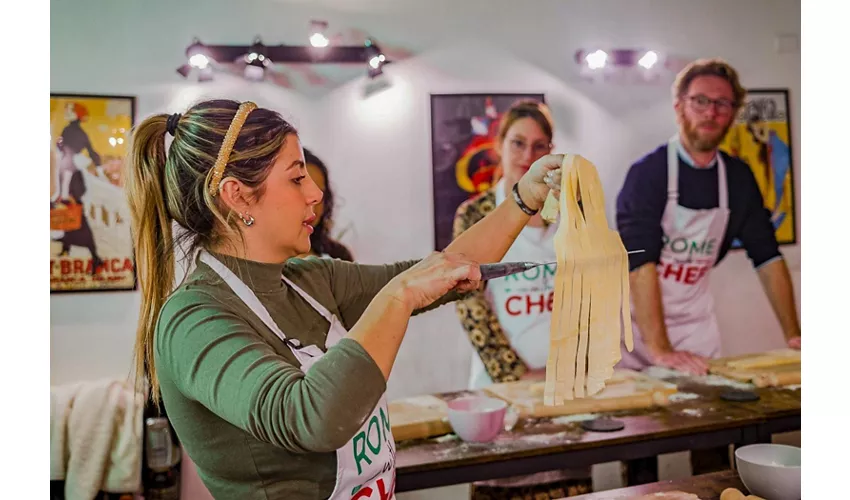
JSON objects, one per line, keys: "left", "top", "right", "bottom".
{"left": 124, "top": 98, "right": 565, "bottom": 500}
{"left": 615, "top": 58, "right": 801, "bottom": 482}
{"left": 51, "top": 123, "right": 105, "bottom": 275}
{"left": 453, "top": 99, "right": 593, "bottom": 498}
{"left": 301, "top": 148, "right": 355, "bottom": 261}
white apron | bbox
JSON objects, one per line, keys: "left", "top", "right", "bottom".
{"left": 618, "top": 136, "right": 730, "bottom": 371}
{"left": 200, "top": 251, "right": 397, "bottom": 500}
{"left": 468, "top": 179, "right": 558, "bottom": 389}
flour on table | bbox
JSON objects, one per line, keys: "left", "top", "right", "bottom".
{"left": 551, "top": 413, "right": 598, "bottom": 425}
{"left": 679, "top": 408, "right": 704, "bottom": 417}
{"left": 433, "top": 441, "right": 515, "bottom": 459}
{"left": 643, "top": 366, "right": 755, "bottom": 390}
{"left": 521, "top": 431, "right": 571, "bottom": 444}
{"left": 784, "top": 384, "right": 801, "bottom": 391}
{"left": 434, "top": 434, "right": 459, "bottom": 443}
{"left": 701, "top": 375, "right": 754, "bottom": 390}
{"left": 668, "top": 392, "right": 701, "bottom": 403}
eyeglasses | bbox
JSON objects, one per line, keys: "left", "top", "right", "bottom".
{"left": 508, "top": 138, "right": 552, "bottom": 157}
{"left": 685, "top": 94, "right": 736, "bottom": 116}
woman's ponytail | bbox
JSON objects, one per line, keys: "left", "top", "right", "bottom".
{"left": 125, "top": 114, "right": 175, "bottom": 406}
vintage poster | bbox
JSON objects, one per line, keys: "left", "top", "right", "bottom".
{"left": 719, "top": 89, "right": 797, "bottom": 248}
{"left": 50, "top": 93, "right": 137, "bottom": 293}
{"left": 430, "top": 93, "right": 545, "bottom": 250}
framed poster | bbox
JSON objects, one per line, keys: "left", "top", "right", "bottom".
{"left": 718, "top": 88, "right": 797, "bottom": 248}
{"left": 429, "top": 93, "right": 546, "bottom": 250}
{"left": 50, "top": 93, "right": 137, "bottom": 293}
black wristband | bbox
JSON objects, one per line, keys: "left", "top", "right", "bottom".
{"left": 511, "top": 182, "right": 539, "bottom": 216}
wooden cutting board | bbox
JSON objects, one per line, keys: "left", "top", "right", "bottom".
{"left": 708, "top": 348, "right": 800, "bottom": 388}
{"left": 388, "top": 394, "right": 452, "bottom": 442}
{"left": 483, "top": 369, "right": 678, "bottom": 418}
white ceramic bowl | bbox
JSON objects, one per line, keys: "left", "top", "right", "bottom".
{"left": 446, "top": 396, "right": 507, "bottom": 443}
{"left": 734, "top": 443, "right": 801, "bottom": 500}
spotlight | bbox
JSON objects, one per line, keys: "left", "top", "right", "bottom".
{"left": 309, "top": 20, "right": 329, "bottom": 48}
{"left": 187, "top": 40, "right": 210, "bottom": 69}
{"left": 364, "top": 38, "right": 386, "bottom": 78}
{"left": 585, "top": 50, "right": 607, "bottom": 70}
{"left": 244, "top": 38, "right": 271, "bottom": 81}
{"left": 176, "top": 39, "right": 213, "bottom": 79}
{"left": 638, "top": 50, "right": 658, "bottom": 69}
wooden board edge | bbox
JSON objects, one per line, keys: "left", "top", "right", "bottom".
{"left": 391, "top": 420, "right": 453, "bottom": 442}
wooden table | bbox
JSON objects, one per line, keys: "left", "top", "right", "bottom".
{"left": 566, "top": 470, "right": 748, "bottom": 499}
{"left": 395, "top": 375, "right": 800, "bottom": 492}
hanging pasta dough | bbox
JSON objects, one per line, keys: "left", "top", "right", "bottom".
{"left": 540, "top": 154, "right": 634, "bottom": 406}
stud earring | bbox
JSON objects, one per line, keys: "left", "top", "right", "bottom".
{"left": 239, "top": 213, "right": 255, "bottom": 227}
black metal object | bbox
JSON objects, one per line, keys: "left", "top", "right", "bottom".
{"left": 203, "top": 43, "right": 377, "bottom": 64}
{"left": 581, "top": 417, "right": 626, "bottom": 432}
{"left": 176, "top": 36, "right": 392, "bottom": 79}
{"left": 719, "top": 390, "right": 760, "bottom": 402}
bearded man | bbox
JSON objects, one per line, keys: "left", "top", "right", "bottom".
{"left": 614, "top": 59, "right": 802, "bottom": 481}
{"left": 616, "top": 57, "right": 800, "bottom": 374}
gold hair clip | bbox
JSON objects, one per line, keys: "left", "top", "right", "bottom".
{"left": 209, "top": 101, "right": 258, "bottom": 197}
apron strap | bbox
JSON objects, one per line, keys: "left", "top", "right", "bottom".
{"left": 666, "top": 138, "right": 680, "bottom": 203}
{"left": 716, "top": 154, "right": 728, "bottom": 209}
{"left": 199, "top": 251, "right": 305, "bottom": 351}
{"left": 281, "top": 276, "right": 336, "bottom": 324}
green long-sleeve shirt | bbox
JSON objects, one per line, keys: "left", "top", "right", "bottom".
{"left": 154, "top": 252, "right": 455, "bottom": 499}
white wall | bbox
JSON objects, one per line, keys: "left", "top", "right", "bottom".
{"left": 51, "top": 0, "right": 800, "bottom": 496}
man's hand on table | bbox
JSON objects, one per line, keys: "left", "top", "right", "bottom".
{"left": 650, "top": 349, "right": 709, "bottom": 376}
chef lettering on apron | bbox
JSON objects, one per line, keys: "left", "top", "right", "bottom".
{"left": 468, "top": 178, "right": 558, "bottom": 389}
{"left": 618, "top": 135, "right": 730, "bottom": 372}
{"left": 201, "top": 251, "right": 397, "bottom": 500}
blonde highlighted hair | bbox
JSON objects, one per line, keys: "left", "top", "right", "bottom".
{"left": 124, "top": 99, "right": 297, "bottom": 406}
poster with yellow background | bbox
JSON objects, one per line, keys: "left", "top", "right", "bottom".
{"left": 718, "top": 89, "right": 796, "bottom": 248}
{"left": 50, "top": 94, "right": 136, "bottom": 292}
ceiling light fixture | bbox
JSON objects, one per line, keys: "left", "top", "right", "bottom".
{"left": 176, "top": 24, "right": 392, "bottom": 83}
{"left": 574, "top": 48, "right": 681, "bottom": 85}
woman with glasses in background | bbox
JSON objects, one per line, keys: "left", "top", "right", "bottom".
{"left": 452, "top": 99, "right": 594, "bottom": 498}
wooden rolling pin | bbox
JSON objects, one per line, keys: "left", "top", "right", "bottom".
{"left": 753, "top": 371, "right": 801, "bottom": 388}
{"left": 519, "top": 390, "right": 670, "bottom": 419}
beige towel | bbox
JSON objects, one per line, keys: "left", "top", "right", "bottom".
{"left": 50, "top": 378, "right": 145, "bottom": 499}
{"left": 51, "top": 381, "right": 82, "bottom": 481}
{"left": 102, "top": 380, "right": 145, "bottom": 493}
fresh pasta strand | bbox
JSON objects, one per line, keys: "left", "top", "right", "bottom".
{"left": 541, "top": 154, "right": 635, "bottom": 405}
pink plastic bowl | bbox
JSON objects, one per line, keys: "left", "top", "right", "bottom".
{"left": 446, "top": 396, "right": 508, "bottom": 443}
